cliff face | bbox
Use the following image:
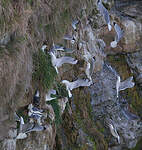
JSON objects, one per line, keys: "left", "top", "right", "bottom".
{"left": 0, "top": 0, "right": 142, "bottom": 150}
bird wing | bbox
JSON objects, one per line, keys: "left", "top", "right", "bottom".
{"left": 72, "top": 20, "right": 79, "bottom": 30}
{"left": 119, "top": 76, "right": 135, "bottom": 91}
{"left": 98, "top": 2, "right": 110, "bottom": 24}
{"left": 90, "top": 58, "right": 95, "bottom": 76}
{"left": 115, "top": 24, "right": 124, "bottom": 42}
{"left": 71, "top": 79, "right": 91, "bottom": 90}
{"left": 56, "top": 56, "right": 77, "bottom": 67}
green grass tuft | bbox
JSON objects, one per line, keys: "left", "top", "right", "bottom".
{"left": 32, "top": 50, "right": 57, "bottom": 89}
{"left": 55, "top": 82, "right": 68, "bottom": 99}
{"left": 46, "top": 99, "right": 62, "bottom": 127}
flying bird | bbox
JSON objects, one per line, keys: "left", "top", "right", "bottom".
{"left": 62, "top": 79, "right": 92, "bottom": 97}
{"left": 97, "top": 0, "right": 112, "bottom": 31}
{"left": 108, "top": 122, "right": 120, "bottom": 144}
{"left": 116, "top": 76, "right": 135, "bottom": 98}
{"left": 110, "top": 22, "right": 124, "bottom": 48}
{"left": 119, "top": 76, "right": 135, "bottom": 91}
{"left": 50, "top": 52, "right": 78, "bottom": 74}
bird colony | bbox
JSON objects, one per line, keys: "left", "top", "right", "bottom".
{"left": 14, "top": 0, "right": 136, "bottom": 143}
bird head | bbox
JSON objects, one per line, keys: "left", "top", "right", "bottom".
{"left": 35, "top": 90, "right": 40, "bottom": 97}
{"left": 113, "top": 21, "right": 116, "bottom": 26}
{"left": 110, "top": 41, "right": 117, "bottom": 48}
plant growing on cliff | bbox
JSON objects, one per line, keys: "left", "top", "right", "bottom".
{"left": 46, "top": 99, "right": 62, "bottom": 126}
{"left": 55, "top": 82, "right": 68, "bottom": 98}
{"left": 33, "top": 50, "right": 57, "bottom": 89}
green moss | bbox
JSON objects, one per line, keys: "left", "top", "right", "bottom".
{"left": 32, "top": 50, "right": 57, "bottom": 89}
{"left": 46, "top": 99, "right": 62, "bottom": 127}
{"left": 54, "top": 82, "right": 68, "bottom": 99}
{"left": 27, "top": 0, "right": 33, "bottom": 6}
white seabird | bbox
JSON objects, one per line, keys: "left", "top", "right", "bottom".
{"left": 110, "top": 22, "right": 123, "bottom": 48}
{"left": 50, "top": 52, "right": 78, "bottom": 74}
{"left": 28, "top": 104, "right": 43, "bottom": 125}
{"left": 116, "top": 75, "right": 121, "bottom": 98}
{"left": 108, "top": 123, "right": 120, "bottom": 144}
{"left": 16, "top": 116, "right": 27, "bottom": 140}
{"left": 97, "top": 0, "right": 112, "bottom": 31}
{"left": 119, "top": 76, "right": 135, "bottom": 91}
{"left": 45, "top": 89, "right": 57, "bottom": 101}
{"left": 116, "top": 76, "right": 135, "bottom": 98}
{"left": 62, "top": 79, "right": 92, "bottom": 97}
{"left": 83, "top": 49, "right": 95, "bottom": 81}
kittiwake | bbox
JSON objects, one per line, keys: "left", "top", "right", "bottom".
{"left": 97, "top": 0, "right": 112, "bottom": 31}
{"left": 110, "top": 22, "right": 124, "bottom": 48}
{"left": 116, "top": 76, "right": 135, "bottom": 98}
{"left": 108, "top": 122, "right": 120, "bottom": 144}
{"left": 50, "top": 52, "right": 78, "bottom": 74}
{"left": 62, "top": 78, "right": 92, "bottom": 97}
{"left": 16, "top": 116, "right": 27, "bottom": 140}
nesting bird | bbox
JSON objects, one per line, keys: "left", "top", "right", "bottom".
{"left": 62, "top": 78, "right": 92, "bottom": 97}
{"left": 41, "top": 45, "right": 47, "bottom": 52}
{"left": 50, "top": 52, "right": 78, "bottom": 74}
{"left": 110, "top": 22, "right": 124, "bottom": 48}
{"left": 16, "top": 116, "right": 27, "bottom": 140}
{"left": 97, "top": 0, "right": 112, "bottom": 31}
{"left": 116, "top": 76, "right": 135, "bottom": 98}
{"left": 28, "top": 104, "right": 43, "bottom": 125}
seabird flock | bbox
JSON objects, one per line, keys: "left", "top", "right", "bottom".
{"left": 14, "top": 0, "right": 136, "bottom": 143}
